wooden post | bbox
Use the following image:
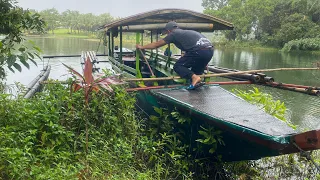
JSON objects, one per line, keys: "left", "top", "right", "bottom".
{"left": 119, "top": 26, "right": 123, "bottom": 63}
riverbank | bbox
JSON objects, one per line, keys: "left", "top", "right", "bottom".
{"left": 26, "top": 28, "right": 97, "bottom": 39}
{"left": 214, "top": 39, "right": 320, "bottom": 54}
{"left": 25, "top": 29, "right": 320, "bottom": 54}
{"left": 214, "top": 40, "right": 278, "bottom": 51}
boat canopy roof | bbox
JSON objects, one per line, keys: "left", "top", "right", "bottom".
{"left": 98, "top": 8, "right": 233, "bottom": 33}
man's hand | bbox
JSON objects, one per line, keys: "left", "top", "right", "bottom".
{"left": 136, "top": 44, "right": 143, "bottom": 49}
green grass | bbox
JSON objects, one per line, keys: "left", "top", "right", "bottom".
{"left": 53, "top": 28, "right": 96, "bottom": 38}
{"left": 214, "top": 40, "right": 278, "bottom": 51}
{"left": 29, "top": 28, "right": 97, "bottom": 39}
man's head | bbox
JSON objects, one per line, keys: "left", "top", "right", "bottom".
{"left": 162, "top": 21, "right": 178, "bottom": 35}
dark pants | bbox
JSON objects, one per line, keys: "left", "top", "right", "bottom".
{"left": 173, "top": 49, "right": 214, "bottom": 80}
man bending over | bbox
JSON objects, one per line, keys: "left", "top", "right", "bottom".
{"left": 136, "top": 21, "right": 213, "bottom": 90}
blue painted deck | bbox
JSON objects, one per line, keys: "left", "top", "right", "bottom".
{"left": 152, "top": 85, "right": 295, "bottom": 136}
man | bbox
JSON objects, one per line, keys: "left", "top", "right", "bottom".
{"left": 136, "top": 21, "right": 214, "bottom": 90}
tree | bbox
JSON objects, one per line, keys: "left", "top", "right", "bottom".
{"left": 275, "top": 13, "right": 320, "bottom": 46}
{"left": 80, "top": 13, "right": 95, "bottom": 33}
{"left": 202, "top": 0, "right": 229, "bottom": 10}
{"left": 61, "top": 10, "right": 73, "bottom": 33}
{"left": 204, "top": 0, "right": 253, "bottom": 40}
{"left": 0, "top": 0, "right": 45, "bottom": 80}
{"left": 95, "top": 13, "right": 113, "bottom": 30}
{"left": 69, "top": 11, "right": 81, "bottom": 34}
{"left": 39, "top": 8, "right": 60, "bottom": 34}
{"left": 202, "top": 0, "right": 320, "bottom": 45}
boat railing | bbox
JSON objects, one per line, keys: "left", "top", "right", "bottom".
{"left": 144, "top": 50, "right": 177, "bottom": 69}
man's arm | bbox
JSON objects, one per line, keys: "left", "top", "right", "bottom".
{"left": 136, "top": 39, "right": 167, "bottom": 49}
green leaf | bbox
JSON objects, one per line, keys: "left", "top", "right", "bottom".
{"left": 13, "top": 63, "right": 22, "bottom": 72}
{"left": 29, "top": 58, "right": 37, "bottom": 66}
{"left": 33, "top": 46, "right": 42, "bottom": 53}
{"left": 34, "top": 52, "right": 42, "bottom": 61}
{"left": 203, "top": 138, "right": 211, "bottom": 143}
{"left": 198, "top": 130, "right": 208, "bottom": 137}
{"left": 209, "top": 148, "right": 216, "bottom": 154}
{"left": 8, "top": 66, "right": 15, "bottom": 73}
{"left": 27, "top": 52, "right": 34, "bottom": 59}
{"left": 7, "top": 55, "right": 16, "bottom": 67}
{"left": 17, "top": 55, "right": 26, "bottom": 61}
{"left": 28, "top": 40, "right": 36, "bottom": 45}
{"left": 195, "top": 139, "right": 204, "bottom": 143}
{"left": 18, "top": 47, "right": 25, "bottom": 52}
{"left": 153, "top": 107, "right": 163, "bottom": 116}
{"left": 20, "top": 59, "right": 30, "bottom": 69}
{"left": 150, "top": 115, "right": 159, "bottom": 121}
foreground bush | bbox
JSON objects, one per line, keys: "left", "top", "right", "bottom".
{"left": 0, "top": 83, "right": 144, "bottom": 179}
{"left": 1, "top": 82, "right": 319, "bottom": 179}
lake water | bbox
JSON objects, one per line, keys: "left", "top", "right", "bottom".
{"left": 5, "top": 37, "right": 320, "bottom": 131}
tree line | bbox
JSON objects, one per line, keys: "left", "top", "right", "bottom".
{"left": 37, "top": 2, "right": 320, "bottom": 50}
{"left": 30, "top": 8, "right": 115, "bottom": 34}
{"left": 202, "top": 0, "right": 320, "bottom": 49}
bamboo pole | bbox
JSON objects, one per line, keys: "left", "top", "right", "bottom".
{"left": 124, "top": 67, "right": 320, "bottom": 82}
{"left": 267, "top": 82, "right": 320, "bottom": 90}
{"left": 41, "top": 80, "right": 68, "bottom": 84}
{"left": 126, "top": 81, "right": 252, "bottom": 92}
{"left": 139, "top": 49, "right": 155, "bottom": 77}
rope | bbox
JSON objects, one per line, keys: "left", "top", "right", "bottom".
{"left": 134, "top": 102, "right": 150, "bottom": 118}
{"left": 293, "top": 142, "right": 320, "bottom": 172}
{"left": 96, "top": 37, "right": 102, "bottom": 54}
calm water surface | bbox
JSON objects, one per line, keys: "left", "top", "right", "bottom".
{"left": 5, "top": 38, "right": 320, "bottom": 131}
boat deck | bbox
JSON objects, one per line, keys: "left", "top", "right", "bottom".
{"left": 151, "top": 85, "right": 295, "bottom": 136}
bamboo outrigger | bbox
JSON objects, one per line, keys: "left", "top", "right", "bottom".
{"left": 94, "top": 8, "right": 320, "bottom": 161}
{"left": 24, "top": 65, "right": 51, "bottom": 98}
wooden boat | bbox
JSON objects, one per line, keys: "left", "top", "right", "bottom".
{"left": 96, "top": 9, "right": 320, "bottom": 161}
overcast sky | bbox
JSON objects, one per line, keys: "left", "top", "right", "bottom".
{"left": 17, "top": 0, "right": 204, "bottom": 17}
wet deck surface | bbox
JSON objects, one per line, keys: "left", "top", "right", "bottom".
{"left": 152, "top": 85, "right": 295, "bottom": 136}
